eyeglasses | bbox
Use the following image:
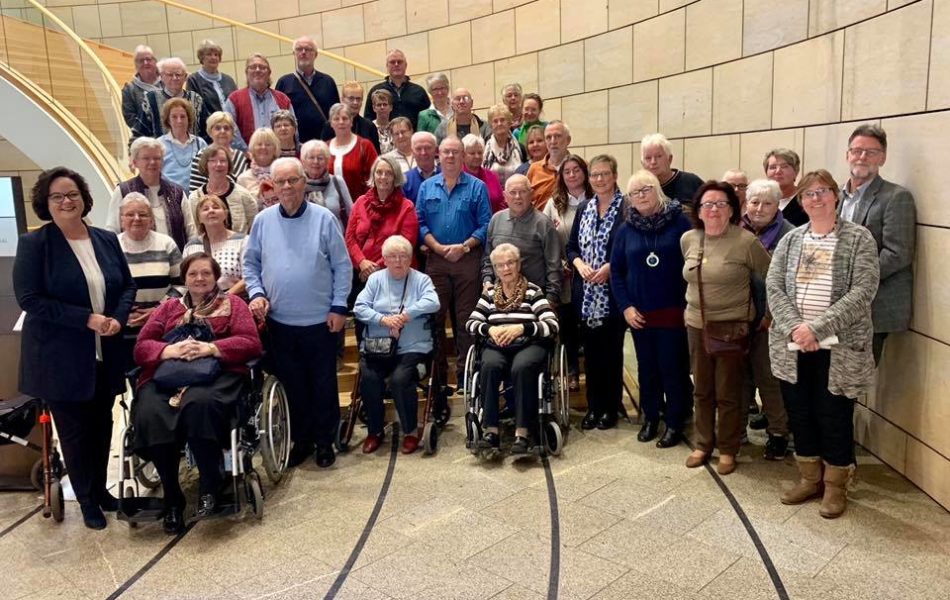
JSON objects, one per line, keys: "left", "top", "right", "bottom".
{"left": 801, "top": 187, "right": 831, "bottom": 200}
{"left": 273, "top": 176, "right": 303, "bottom": 187}
{"left": 295, "top": 47, "right": 316, "bottom": 54}
{"left": 847, "top": 147, "right": 884, "bottom": 159}
{"left": 589, "top": 171, "right": 613, "bottom": 180}
{"left": 162, "top": 72, "right": 185, "bottom": 79}
{"left": 506, "top": 188, "right": 531, "bottom": 197}
{"left": 493, "top": 259, "right": 518, "bottom": 270}
{"left": 699, "top": 201, "right": 730, "bottom": 210}
{"left": 384, "top": 254, "right": 410, "bottom": 262}
{"left": 629, "top": 185, "right": 654, "bottom": 198}
{"left": 453, "top": 95, "right": 473, "bottom": 103}
{"left": 729, "top": 183, "right": 749, "bottom": 191}
{"left": 49, "top": 191, "right": 82, "bottom": 204}
{"left": 440, "top": 149, "right": 461, "bottom": 156}
{"left": 247, "top": 65, "right": 269, "bottom": 72}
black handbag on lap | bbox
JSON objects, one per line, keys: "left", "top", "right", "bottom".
{"left": 152, "top": 320, "right": 222, "bottom": 391}
{"left": 360, "top": 273, "right": 410, "bottom": 361}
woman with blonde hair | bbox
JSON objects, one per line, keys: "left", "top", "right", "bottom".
{"left": 237, "top": 127, "right": 281, "bottom": 198}
{"left": 482, "top": 104, "right": 525, "bottom": 186}
{"left": 182, "top": 194, "right": 247, "bottom": 297}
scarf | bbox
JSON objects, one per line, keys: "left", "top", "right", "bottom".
{"left": 626, "top": 200, "right": 682, "bottom": 232}
{"left": 493, "top": 276, "right": 528, "bottom": 312}
{"left": 178, "top": 286, "right": 229, "bottom": 325}
{"left": 483, "top": 134, "right": 522, "bottom": 170}
{"left": 578, "top": 190, "right": 623, "bottom": 327}
{"left": 742, "top": 211, "right": 786, "bottom": 253}
{"left": 446, "top": 114, "right": 483, "bottom": 138}
{"left": 119, "top": 176, "right": 186, "bottom": 249}
{"left": 131, "top": 73, "right": 160, "bottom": 93}
{"left": 361, "top": 186, "right": 405, "bottom": 227}
{"left": 196, "top": 69, "right": 226, "bottom": 106}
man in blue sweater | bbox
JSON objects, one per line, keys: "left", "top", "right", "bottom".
{"left": 244, "top": 158, "right": 352, "bottom": 468}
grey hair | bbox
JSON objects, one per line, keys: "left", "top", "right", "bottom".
{"left": 461, "top": 133, "right": 484, "bottom": 152}
{"left": 328, "top": 102, "right": 349, "bottom": 121}
{"left": 367, "top": 155, "right": 406, "bottom": 188}
{"left": 270, "top": 109, "right": 297, "bottom": 129}
{"left": 133, "top": 45, "right": 154, "bottom": 59}
{"left": 439, "top": 135, "right": 462, "bottom": 150}
{"left": 382, "top": 234, "right": 413, "bottom": 257}
{"left": 545, "top": 120, "right": 571, "bottom": 138}
{"left": 130, "top": 136, "right": 164, "bottom": 161}
{"left": 626, "top": 170, "right": 670, "bottom": 211}
{"left": 271, "top": 157, "right": 305, "bottom": 178}
{"left": 640, "top": 133, "right": 673, "bottom": 158}
{"left": 157, "top": 57, "right": 187, "bottom": 75}
{"left": 196, "top": 39, "right": 223, "bottom": 63}
{"left": 300, "top": 139, "right": 330, "bottom": 158}
{"left": 762, "top": 148, "right": 801, "bottom": 173}
{"left": 293, "top": 36, "right": 317, "bottom": 52}
{"left": 411, "top": 131, "right": 437, "bottom": 147}
{"left": 119, "top": 192, "right": 152, "bottom": 214}
{"left": 425, "top": 72, "right": 449, "bottom": 90}
{"left": 504, "top": 173, "right": 531, "bottom": 192}
{"left": 490, "top": 243, "right": 521, "bottom": 265}
{"left": 745, "top": 179, "right": 782, "bottom": 204}
{"left": 501, "top": 83, "right": 523, "bottom": 96}
{"left": 722, "top": 168, "right": 747, "bottom": 181}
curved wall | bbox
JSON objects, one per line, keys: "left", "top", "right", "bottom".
{"left": 12, "top": 0, "right": 950, "bottom": 508}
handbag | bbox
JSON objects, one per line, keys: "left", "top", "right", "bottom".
{"left": 152, "top": 320, "right": 222, "bottom": 391}
{"left": 360, "top": 272, "right": 409, "bottom": 361}
{"left": 696, "top": 237, "right": 751, "bottom": 357}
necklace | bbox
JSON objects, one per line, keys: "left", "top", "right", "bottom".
{"left": 645, "top": 232, "right": 660, "bottom": 268}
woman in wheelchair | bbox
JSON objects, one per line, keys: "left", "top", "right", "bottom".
{"left": 354, "top": 235, "right": 440, "bottom": 455}
{"left": 132, "top": 253, "right": 262, "bottom": 533}
{"left": 466, "top": 243, "right": 559, "bottom": 454}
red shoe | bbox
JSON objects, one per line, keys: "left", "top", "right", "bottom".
{"left": 401, "top": 435, "right": 419, "bottom": 454}
{"left": 362, "top": 434, "right": 382, "bottom": 454}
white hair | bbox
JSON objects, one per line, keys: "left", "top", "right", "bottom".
{"left": 411, "top": 131, "right": 437, "bottom": 147}
{"left": 133, "top": 45, "right": 154, "bottom": 59}
{"left": 640, "top": 133, "right": 673, "bottom": 158}
{"left": 745, "top": 179, "right": 782, "bottom": 203}
{"left": 293, "top": 36, "right": 317, "bottom": 52}
{"left": 300, "top": 139, "right": 330, "bottom": 159}
{"left": 425, "top": 72, "right": 449, "bottom": 90}
{"left": 119, "top": 192, "right": 151, "bottom": 213}
{"left": 157, "top": 57, "right": 187, "bottom": 74}
{"left": 271, "top": 157, "right": 305, "bottom": 178}
{"left": 722, "top": 168, "right": 748, "bottom": 181}
{"left": 382, "top": 235, "right": 413, "bottom": 257}
{"left": 504, "top": 173, "right": 530, "bottom": 192}
{"left": 461, "top": 133, "right": 484, "bottom": 152}
{"left": 545, "top": 120, "right": 571, "bottom": 138}
{"left": 130, "top": 136, "right": 164, "bottom": 161}
{"left": 490, "top": 243, "right": 521, "bottom": 264}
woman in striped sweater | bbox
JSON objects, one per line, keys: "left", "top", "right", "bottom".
{"left": 466, "top": 243, "right": 559, "bottom": 454}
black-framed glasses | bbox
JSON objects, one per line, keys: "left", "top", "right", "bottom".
{"left": 49, "top": 191, "right": 82, "bottom": 204}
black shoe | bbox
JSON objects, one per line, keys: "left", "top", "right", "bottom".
{"left": 581, "top": 412, "right": 598, "bottom": 430}
{"left": 195, "top": 493, "right": 216, "bottom": 519}
{"left": 656, "top": 428, "right": 681, "bottom": 448}
{"left": 287, "top": 442, "right": 314, "bottom": 468}
{"left": 162, "top": 506, "right": 185, "bottom": 535}
{"left": 99, "top": 489, "right": 119, "bottom": 512}
{"left": 637, "top": 421, "right": 659, "bottom": 442}
{"left": 478, "top": 432, "right": 500, "bottom": 450}
{"left": 749, "top": 413, "right": 769, "bottom": 431}
{"left": 510, "top": 436, "right": 531, "bottom": 455}
{"left": 764, "top": 434, "right": 788, "bottom": 461}
{"left": 80, "top": 503, "right": 107, "bottom": 530}
{"left": 596, "top": 414, "right": 617, "bottom": 430}
{"left": 315, "top": 444, "right": 336, "bottom": 468}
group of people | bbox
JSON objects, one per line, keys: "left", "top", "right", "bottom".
{"left": 14, "top": 39, "right": 916, "bottom": 535}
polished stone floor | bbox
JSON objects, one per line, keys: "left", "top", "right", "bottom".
{"left": 1, "top": 400, "right": 948, "bottom": 600}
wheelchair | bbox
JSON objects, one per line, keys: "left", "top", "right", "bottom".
{"left": 463, "top": 337, "right": 569, "bottom": 458}
{"left": 114, "top": 359, "right": 291, "bottom": 526}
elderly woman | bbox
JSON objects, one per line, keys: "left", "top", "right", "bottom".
{"left": 182, "top": 194, "right": 247, "bottom": 296}
{"left": 514, "top": 125, "right": 547, "bottom": 177}
{"left": 301, "top": 139, "right": 355, "bottom": 230}
{"left": 610, "top": 171, "right": 693, "bottom": 447}
{"left": 14, "top": 167, "right": 135, "bottom": 530}
{"left": 107, "top": 137, "right": 187, "bottom": 250}
{"left": 189, "top": 112, "right": 249, "bottom": 192}
{"left": 354, "top": 235, "right": 440, "bottom": 455}
{"left": 327, "top": 103, "right": 379, "bottom": 201}
{"left": 462, "top": 134, "right": 506, "bottom": 214}
{"left": 768, "top": 170, "right": 879, "bottom": 518}
{"left": 371, "top": 89, "right": 395, "bottom": 154}
{"left": 513, "top": 94, "right": 545, "bottom": 146}
{"left": 346, "top": 156, "right": 419, "bottom": 283}
{"left": 742, "top": 178, "right": 795, "bottom": 459}
{"left": 271, "top": 110, "right": 300, "bottom": 158}
{"left": 466, "top": 243, "right": 559, "bottom": 454}
{"left": 383, "top": 117, "right": 415, "bottom": 174}
{"left": 681, "top": 181, "right": 771, "bottom": 475}
{"left": 483, "top": 104, "right": 525, "bottom": 187}
{"left": 132, "top": 57, "right": 205, "bottom": 142}
{"left": 237, "top": 127, "right": 281, "bottom": 198}
{"left": 501, "top": 83, "right": 524, "bottom": 130}
{"left": 184, "top": 143, "right": 258, "bottom": 237}
{"left": 159, "top": 98, "right": 207, "bottom": 190}
{"left": 417, "top": 73, "right": 452, "bottom": 134}
{"left": 186, "top": 39, "right": 238, "bottom": 123}
{"left": 566, "top": 155, "right": 626, "bottom": 431}
{"left": 543, "top": 154, "right": 592, "bottom": 391}
{"left": 133, "top": 253, "right": 261, "bottom": 532}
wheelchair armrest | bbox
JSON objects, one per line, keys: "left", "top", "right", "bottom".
{"left": 246, "top": 357, "right": 262, "bottom": 369}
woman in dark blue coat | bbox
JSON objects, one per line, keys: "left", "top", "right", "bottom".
{"left": 13, "top": 167, "right": 136, "bottom": 529}
{"left": 610, "top": 170, "right": 693, "bottom": 448}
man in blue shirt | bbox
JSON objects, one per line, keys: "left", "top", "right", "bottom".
{"left": 403, "top": 131, "right": 440, "bottom": 203}
{"left": 416, "top": 136, "right": 492, "bottom": 402}
{"left": 244, "top": 157, "right": 352, "bottom": 468}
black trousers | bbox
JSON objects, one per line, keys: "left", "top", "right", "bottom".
{"left": 557, "top": 303, "right": 581, "bottom": 374}
{"left": 149, "top": 439, "right": 222, "bottom": 508}
{"left": 47, "top": 365, "right": 115, "bottom": 506}
{"left": 780, "top": 350, "right": 855, "bottom": 466}
{"left": 581, "top": 316, "right": 626, "bottom": 417}
{"left": 480, "top": 343, "right": 547, "bottom": 430}
{"left": 631, "top": 326, "right": 692, "bottom": 430}
{"left": 266, "top": 319, "right": 340, "bottom": 448}
{"left": 360, "top": 353, "right": 426, "bottom": 436}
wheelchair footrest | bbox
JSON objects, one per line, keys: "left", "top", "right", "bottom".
{"left": 117, "top": 497, "right": 165, "bottom": 523}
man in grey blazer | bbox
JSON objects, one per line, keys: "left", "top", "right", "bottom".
{"left": 839, "top": 124, "right": 917, "bottom": 364}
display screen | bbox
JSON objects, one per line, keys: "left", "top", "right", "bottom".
{"left": 0, "top": 177, "right": 24, "bottom": 256}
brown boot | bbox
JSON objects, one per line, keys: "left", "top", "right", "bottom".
{"left": 819, "top": 462, "right": 853, "bottom": 519}
{"left": 780, "top": 456, "right": 823, "bottom": 505}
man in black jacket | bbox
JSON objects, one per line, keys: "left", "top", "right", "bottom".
{"left": 363, "top": 49, "right": 430, "bottom": 130}
{"left": 276, "top": 36, "right": 340, "bottom": 143}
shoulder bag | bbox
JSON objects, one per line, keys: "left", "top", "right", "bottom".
{"left": 696, "top": 236, "right": 750, "bottom": 357}
{"left": 293, "top": 72, "right": 329, "bottom": 123}
{"left": 360, "top": 273, "right": 409, "bottom": 361}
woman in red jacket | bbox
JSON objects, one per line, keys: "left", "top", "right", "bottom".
{"left": 328, "top": 103, "right": 378, "bottom": 201}
{"left": 346, "top": 155, "right": 419, "bottom": 283}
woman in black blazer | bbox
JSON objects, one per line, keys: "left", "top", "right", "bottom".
{"left": 566, "top": 154, "right": 627, "bottom": 431}
{"left": 14, "top": 167, "right": 136, "bottom": 530}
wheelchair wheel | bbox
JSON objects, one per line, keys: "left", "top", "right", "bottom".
{"left": 542, "top": 421, "right": 563, "bottom": 457}
{"left": 555, "top": 345, "right": 570, "bottom": 428}
{"left": 462, "top": 345, "right": 477, "bottom": 404}
{"left": 335, "top": 420, "right": 350, "bottom": 454}
{"left": 422, "top": 422, "right": 438, "bottom": 455}
{"left": 246, "top": 473, "right": 264, "bottom": 520}
{"left": 465, "top": 413, "right": 482, "bottom": 454}
{"left": 50, "top": 480, "right": 64, "bottom": 523}
{"left": 260, "top": 375, "right": 291, "bottom": 484}
{"left": 133, "top": 456, "right": 162, "bottom": 490}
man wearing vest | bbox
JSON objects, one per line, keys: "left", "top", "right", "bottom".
{"left": 224, "top": 53, "right": 294, "bottom": 152}
{"left": 276, "top": 37, "right": 339, "bottom": 144}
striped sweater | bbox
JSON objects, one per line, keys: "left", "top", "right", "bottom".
{"left": 118, "top": 231, "right": 182, "bottom": 307}
{"left": 466, "top": 281, "right": 559, "bottom": 341}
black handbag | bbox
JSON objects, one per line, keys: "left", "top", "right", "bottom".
{"left": 152, "top": 320, "right": 222, "bottom": 391}
{"left": 360, "top": 273, "right": 409, "bottom": 360}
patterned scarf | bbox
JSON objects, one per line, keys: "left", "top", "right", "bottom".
{"left": 578, "top": 190, "right": 624, "bottom": 327}
{"left": 178, "top": 285, "right": 229, "bottom": 325}
{"left": 493, "top": 276, "right": 528, "bottom": 312}
{"left": 483, "top": 134, "right": 522, "bottom": 170}
{"left": 625, "top": 200, "right": 682, "bottom": 232}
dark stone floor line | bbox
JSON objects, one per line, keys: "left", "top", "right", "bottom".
{"left": 541, "top": 454, "right": 561, "bottom": 600}
{"left": 0, "top": 504, "right": 41, "bottom": 540}
{"left": 105, "top": 521, "right": 196, "bottom": 600}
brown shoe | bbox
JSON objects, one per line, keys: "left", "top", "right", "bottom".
{"left": 685, "top": 451, "right": 708, "bottom": 468}
{"left": 401, "top": 435, "right": 419, "bottom": 455}
{"left": 717, "top": 455, "right": 736, "bottom": 475}
{"left": 362, "top": 434, "right": 382, "bottom": 454}
{"left": 819, "top": 463, "right": 853, "bottom": 519}
{"left": 780, "top": 456, "right": 824, "bottom": 505}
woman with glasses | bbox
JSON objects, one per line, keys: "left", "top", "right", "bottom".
{"left": 417, "top": 73, "right": 453, "bottom": 134}
{"left": 610, "top": 170, "right": 692, "bottom": 448}
{"left": 767, "top": 170, "right": 878, "bottom": 518}
{"left": 237, "top": 128, "right": 281, "bottom": 199}
{"left": 184, "top": 143, "right": 258, "bottom": 238}
{"left": 301, "top": 139, "right": 354, "bottom": 231}
{"left": 327, "top": 103, "right": 379, "bottom": 201}
{"left": 681, "top": 181, "right": 771, "bottom": 474}
{"left": 382, "top": 117, "right": 415, "bottom": 175}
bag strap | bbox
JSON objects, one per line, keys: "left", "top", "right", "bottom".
{"left": 293, "top": 72, "right": 329, "bottom": 122}
{"left": 696, "top": 235, "right": 709, "bottom": 330}
{"left": 397, "top": 271, "right": 410, "bottom": 313}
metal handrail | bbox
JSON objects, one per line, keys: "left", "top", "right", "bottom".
{"left": 153, "top": 0, "right": 387, "bottom": 78}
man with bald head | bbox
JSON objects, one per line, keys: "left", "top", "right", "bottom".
{"left": 276, "top": 36, "right": 340, "bottom": 143}
{"left": 364, "top": 49, "right": 430, "bottom": 130}
{"left": 434, "top": 88, "right": 490, "bottom": 144}
{"left": 122, "top": 45, "right": 160, "bottom": 128}
{"left": 481, "top": 175, "right": 561, "bottom": 304}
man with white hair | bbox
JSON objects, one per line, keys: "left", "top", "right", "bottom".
{"left": 224, "top": 53, "right": 294, "bottom": 151}
{"left": 244, "top": 157, "right": 352, "bottom": 469}
{"left": 364, "top": 49, "right": 430, "bottom": 130}
{"left": 640, "top": 133, "right": 703, "bottom": 208}
{"left": 526, "top": 120, "right": 572, "bottom": 209}
{"left": 276, "top": 36, "right": 340, "bottom": 144}
{"left": 403, "top": 131, "right": 440, "bottom": 203}
{"left": 131, "top": 57, "right": 207, "bottom": 143}
{"left": 122, "top": 45, "right": 160, "bottom": 128}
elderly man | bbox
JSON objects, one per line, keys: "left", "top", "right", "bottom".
{"left": 416, "top": 136, "right": 492, "bottom": 400}
{"left": 838, "top": 124, "right": 917, "bottom": 364}
{"left": 481, "top": 175, "right": 561, "bottom": 304}
{"left": 526, "top": 120, "right": 572, "bottom": 209}
{"left": 722, "top": 169, "right": 749, "bottom": 211}
{"left": 501, "top": 83, "right": 524, "bottom": 131}
{"left": 640, "top": 133, "right": 703, "bottom": 208}
{"left": 186, "top": 39, "right": 238, "bottom": 136}
{"left": 434, "top": 88, "right": 489, "bottom": 144}
{"left": 364, "top": 49, "right": 430, "bottom": 130}
{"left": 224, "top": 53, "right": 294, "bottom": 151}
{"left": 131, "top": 57, "right": 206, "bottom": 143}
{"left": 276, "top": 36, "right": 340, "bottom": 144}
{"left": 122, "top": 45, "right": 160, "bottom": 128}
{"left": 764, "top": 148, "right": 808, "bottom": 226}
{"left": 321, "top": 81, "right": 380, "bottom": 152}
{"left": 244, "top": 158, "right": 352, "bottom": 469}
{"left": 403, "top": 131, "right": 440, "bottom": 202}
